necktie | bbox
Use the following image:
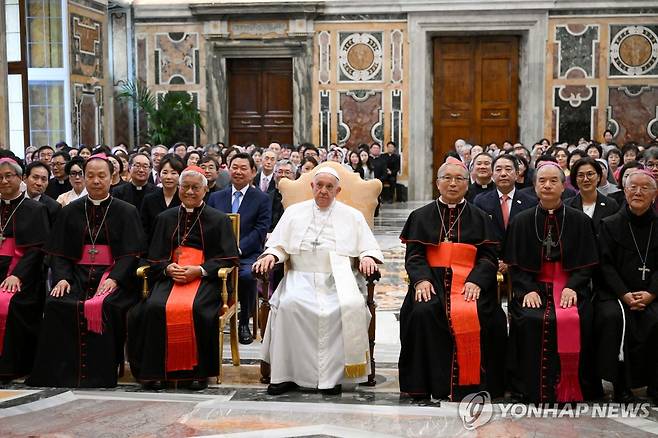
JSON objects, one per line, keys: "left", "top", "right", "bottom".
{"left": 260, "top": 175, "right": 268, "bottom": 192}
{"left": 232, "top": 191, "right": 242, "bottom": 213}
{"left": 501, "top": 194, "right": 510, "bottom": 229}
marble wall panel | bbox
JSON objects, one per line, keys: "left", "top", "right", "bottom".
{"left": 553, "top": 85, "right": 598, "bottom": 143}
{"left": 608, "top": 86, "right": 658, "bottom": 143}
{"left": 554, "top": 24, "right": 599, "bottom": 79}
{"left": 73, "top": 84, "right": 103, "bottom": 146}
{"left": 338, "top": 32, "right": 384, "bottom": 82}
{"left": 338, "top": 90, "right": 383, "bottom": 147}
{"left": 71, "top": 14, "right": 103, "bottom": 78}
{"left": 155, "top": 32, "right": 199, "bottom": 85}
{"left": 609, "top": 24, "right": 658, "bottom": 77}
{"left": 319, "top": 90, "right": 331, "bottom": 147}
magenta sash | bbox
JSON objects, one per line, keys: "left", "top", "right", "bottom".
{"left": 538, "top": 261, "right": 583, "bottom": 402}
{"left": 79, "top": 245, "right": 115, "bottom": 334}
{"left": 0, "top": 238, "right": 24, "bottom": 355}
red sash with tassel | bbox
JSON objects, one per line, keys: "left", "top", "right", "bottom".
{"left": 538, "top": 261, "right": 583, "bottom": 402}
{"left": 0, "top": 238, "right": 24, "bottom": 355}
{"left": 426, "top": 242, "right": 481, "bottom": 386}
{"left": 79, "top": 244, "right": 115, "bottom": 334}
{"left": 165, "top": 246, "right": 204, "bottom": 372}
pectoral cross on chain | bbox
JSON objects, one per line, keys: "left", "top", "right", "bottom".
{"left": 639, "top": 264, "right": 651, "bottom": 281}
{"left": 311, "top": 239, "right": 321, "bottom": 252}
{"left": 87, "top": 245, "right": 99, "bottom": 262}
{"left": 542, "top": 229, "right": 556, "bottom": 258}
{"left": 174, "top": 247, "right": 183, "bottom": 264}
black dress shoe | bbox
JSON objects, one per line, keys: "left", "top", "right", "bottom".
{"left": 141, "top": 380, "right": 164, "bottom": 390}
{"left": 189, "top": 379, "right": 208, "bottom": 391}
{"left": 320, "top": 384, "right": 342, "bottom": 395}
{"left": 239, "top": 324, "right": 253, "bottom": 345}
{"left": 267, "top": 381, "right": 298, "bottom": 395}
{"left": 613, "top": 383, "right": 635, "bottom": 403}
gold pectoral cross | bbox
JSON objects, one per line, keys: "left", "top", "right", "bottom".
{"left": 174, "top": 247, "right": 183, "bottom": 264}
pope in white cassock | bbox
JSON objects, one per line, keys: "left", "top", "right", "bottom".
{"left": 253, "top": 167, "right": 384, "bottom": 395}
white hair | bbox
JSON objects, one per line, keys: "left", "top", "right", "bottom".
{"left": 437, "top": 162, "right": 469, "bottom": 179}
{"left": 179, "top": 169, "right": 208, "bottom": 187}
{"left": 624, "top": 170, "right": 657, "bottom": 189}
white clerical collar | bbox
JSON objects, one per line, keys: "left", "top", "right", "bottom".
{"left": 497, "top": 188, "right": 515, "bottom": 200}
{"left": 2, "top": 192, "right": 23, "bottom": 204}
{"left": 88, "top": 194, "right": 110, "bottom": 206}
{"left": 477, "top": 180, "right": 492, "bottom": 189}
{"left": 133, "top": 183, "right": 146, "bottom": 190}
{"left": 231, "top": 185, "right": 249, "bottom": 197}
{"left": 438, "top": 196, "right": 465, "bottom": 209}
{"left": 25, "top": 191, "right": 41, "bottom": 202}
{"left": 183, "top": 202, "right": 204, "bottom": 213}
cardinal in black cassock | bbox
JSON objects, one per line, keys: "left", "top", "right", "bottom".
{"left": 28, "top": 155, "right": 145, "bottom": 388}
{"left": 595, "top": 170, "right": 658, "bottom": 402}
{"left": 503, "top": 162, "right": 599, "bottom": 403}
{"left": 127, "top": 198, "right": 238, "bottom": 385}
{"left": 0, "top": 158, "right": 50, "bottom": 380}
{"left": 399, "top": 158, "right": 506, "bottom": 401}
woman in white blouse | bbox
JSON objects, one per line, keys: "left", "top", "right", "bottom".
{"left": 56, "top": 158, "right": 87, "bottom": 207}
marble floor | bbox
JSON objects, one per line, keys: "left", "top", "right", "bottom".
{"left": 1, "top": 202, "right": 657, "bottom": 437}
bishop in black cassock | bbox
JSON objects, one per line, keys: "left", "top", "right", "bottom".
{"left": 128, "top": 166, "right": 238, "bottom": 389}
{"left": 504, "top": 163, "right": 598, "bottom": 403}
{"left": 0, "top": 158, "right": 49, "bottom": 380}
{"left": 28, "top": 155, "right": 145, "bottom": 388}
{"left": 595, "top": 170, "right": 658, "bottom": 403}
{"left": 399, "top": 158, "right": 506, "bottom": 401}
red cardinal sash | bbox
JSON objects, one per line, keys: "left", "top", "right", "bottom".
{"left": 165, "top": 246, "right": 204, "bottom": 372}
{"left": 80, "top": 244, "right": 115, "bottom": 334}
{"left": 538, "top": 261, "right": 583, "bottom": 402}
{"left": 426, "top": 242, "right": 481, "bottom": 386}
{"left": 0, "top": 238, "right": 24, "bottom": 355}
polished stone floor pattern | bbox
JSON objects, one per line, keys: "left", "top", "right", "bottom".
{"left": 1, "top": 203, "right": 657, "bottom": 437}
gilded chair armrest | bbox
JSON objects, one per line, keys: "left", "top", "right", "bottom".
{"left": 496, "top": 271, "right": 504, "bottom": 284}
{"left": 218, "top": 266, "right": 235, "bottom": 313}
{"left": 218, "top": 266, "right": 235, "bottom": 280}
{"left": 137, "top": 265, "right": 150, "bottom": 278}
{"left": 136, "top": 265, "right": 150, "bottom": 299}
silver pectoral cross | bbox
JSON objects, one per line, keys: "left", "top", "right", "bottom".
{"left": 542, "top": 229, "right": 556, "bottom": 257}
{"left": 639, "top": 264, "right": 651, "bottom": 281}
{"left": 88, "top": 245, "right": 99, "bottom": 262}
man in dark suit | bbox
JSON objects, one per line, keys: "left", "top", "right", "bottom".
{"left": 147, "top": 145, "right": 168, "bottom": 185}
{"left": 370, "top": 143, "right": 387, "bottom": 181}
{"left": 112, "top": 152, "right": 157, "bottom": 211}
{"left": 208, "top": 153, "right": 271, "bottom": 344}
{"left": 23, "top": 161, "right": 61, "bottom": 225}
{"left": 253, "top": 149, "right": 277, "bottom": 193}
{"left": 44, "top": 151, "right": 72, "bottom": 200}
{"left": 474, "top": 154, "right": 537, "bottom": 274}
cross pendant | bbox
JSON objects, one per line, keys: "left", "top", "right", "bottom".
{"left": 542, "top": 230, "right": 555, "bottom": 256}
{"left": 639, "top": 264, "right": 651, "bottom": 281}
{"left": 311, "top": 239, "right": 320, "bottom": 251}
{"left": 0, "top": 233, "right": 5, "bottom": 247}
{"left": 444, "top": 236, "right": 450, "bottom": 242}
{"left": 88, "top": 246, "right": 99, "bottom": 262}
{"left": 174, "top": 247, "right": 183, "bottom": 264}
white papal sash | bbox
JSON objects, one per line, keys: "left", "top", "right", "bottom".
{"left": 329, "top": 252, "right": 370, "bottom": 379}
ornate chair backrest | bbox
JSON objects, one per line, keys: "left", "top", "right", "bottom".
{"left": 227, "top": 213, "right": 240, "bottom": 304}
{"left": 278, "top": 162, "right": 382, "bottom": 229}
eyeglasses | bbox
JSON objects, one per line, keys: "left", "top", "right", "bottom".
{"left": 70, "top": 171, "right": 83, "bottom": 178}
{"left": 576, "top": 171, "right": 597, "bottom": 180}
{"left": 181, "top": 184, "right": 204, "bottom": 192}
{"left": 51, "top": 161, "right": 66, "bottom": 167}
{"left": 627, "top": 185, "right": 654, "bottom": 194}
{"left": 131, "top": 164, "right": 151, "bottom": 170}
{"left": 276, "top": 169, "right": 293, "bottom": 176}
{"left": 644, "top": 161, "right": 658, "bottom": 169}
{"left": 438, "top": 176, "right": 468, "bottom": 183}
{"left": 0, "top": 173, "right": 18, "bottom": 182}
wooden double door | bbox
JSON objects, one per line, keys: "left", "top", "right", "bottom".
{"left": 433, "top": 36, "right": 519, "bottom": 173}
{"left": 227, "top": 58, "right": 293, "bottom": 147}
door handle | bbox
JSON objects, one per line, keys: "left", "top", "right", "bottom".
{"left": 490, "top": 111, "right": 501, "bottom": 117}
{"left": 273, "top": 120, "right": 284, "bottom": 125}
{"left": 240, "top": 120, "right": 250, "bottom": 125}
{"left": 450, "top": 112, "right": 461, "bottom": 118}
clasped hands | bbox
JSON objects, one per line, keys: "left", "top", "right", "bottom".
{"left": 414, "top": 280, "right": 480, "bottom": 303}
{"left": 522, "top": 288, "right": 577, "bottom": 308}
{"left": 252, "top": 254, "right": 379, "bottom": 277}
{"left": 166, "top": 263, "right": 202, "bottom": 283}
{"left": 622, "top": 291, "right": 655, "bottom": 311}
{"left": 50, "top": 278, "right": 117, "bottom": 298}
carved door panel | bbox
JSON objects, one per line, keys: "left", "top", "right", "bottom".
{"left": 227, "top": 58, "right": 293, "bottom": 146}
{"left": 433, "top": 36, "right": 519, "bottom": 177}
